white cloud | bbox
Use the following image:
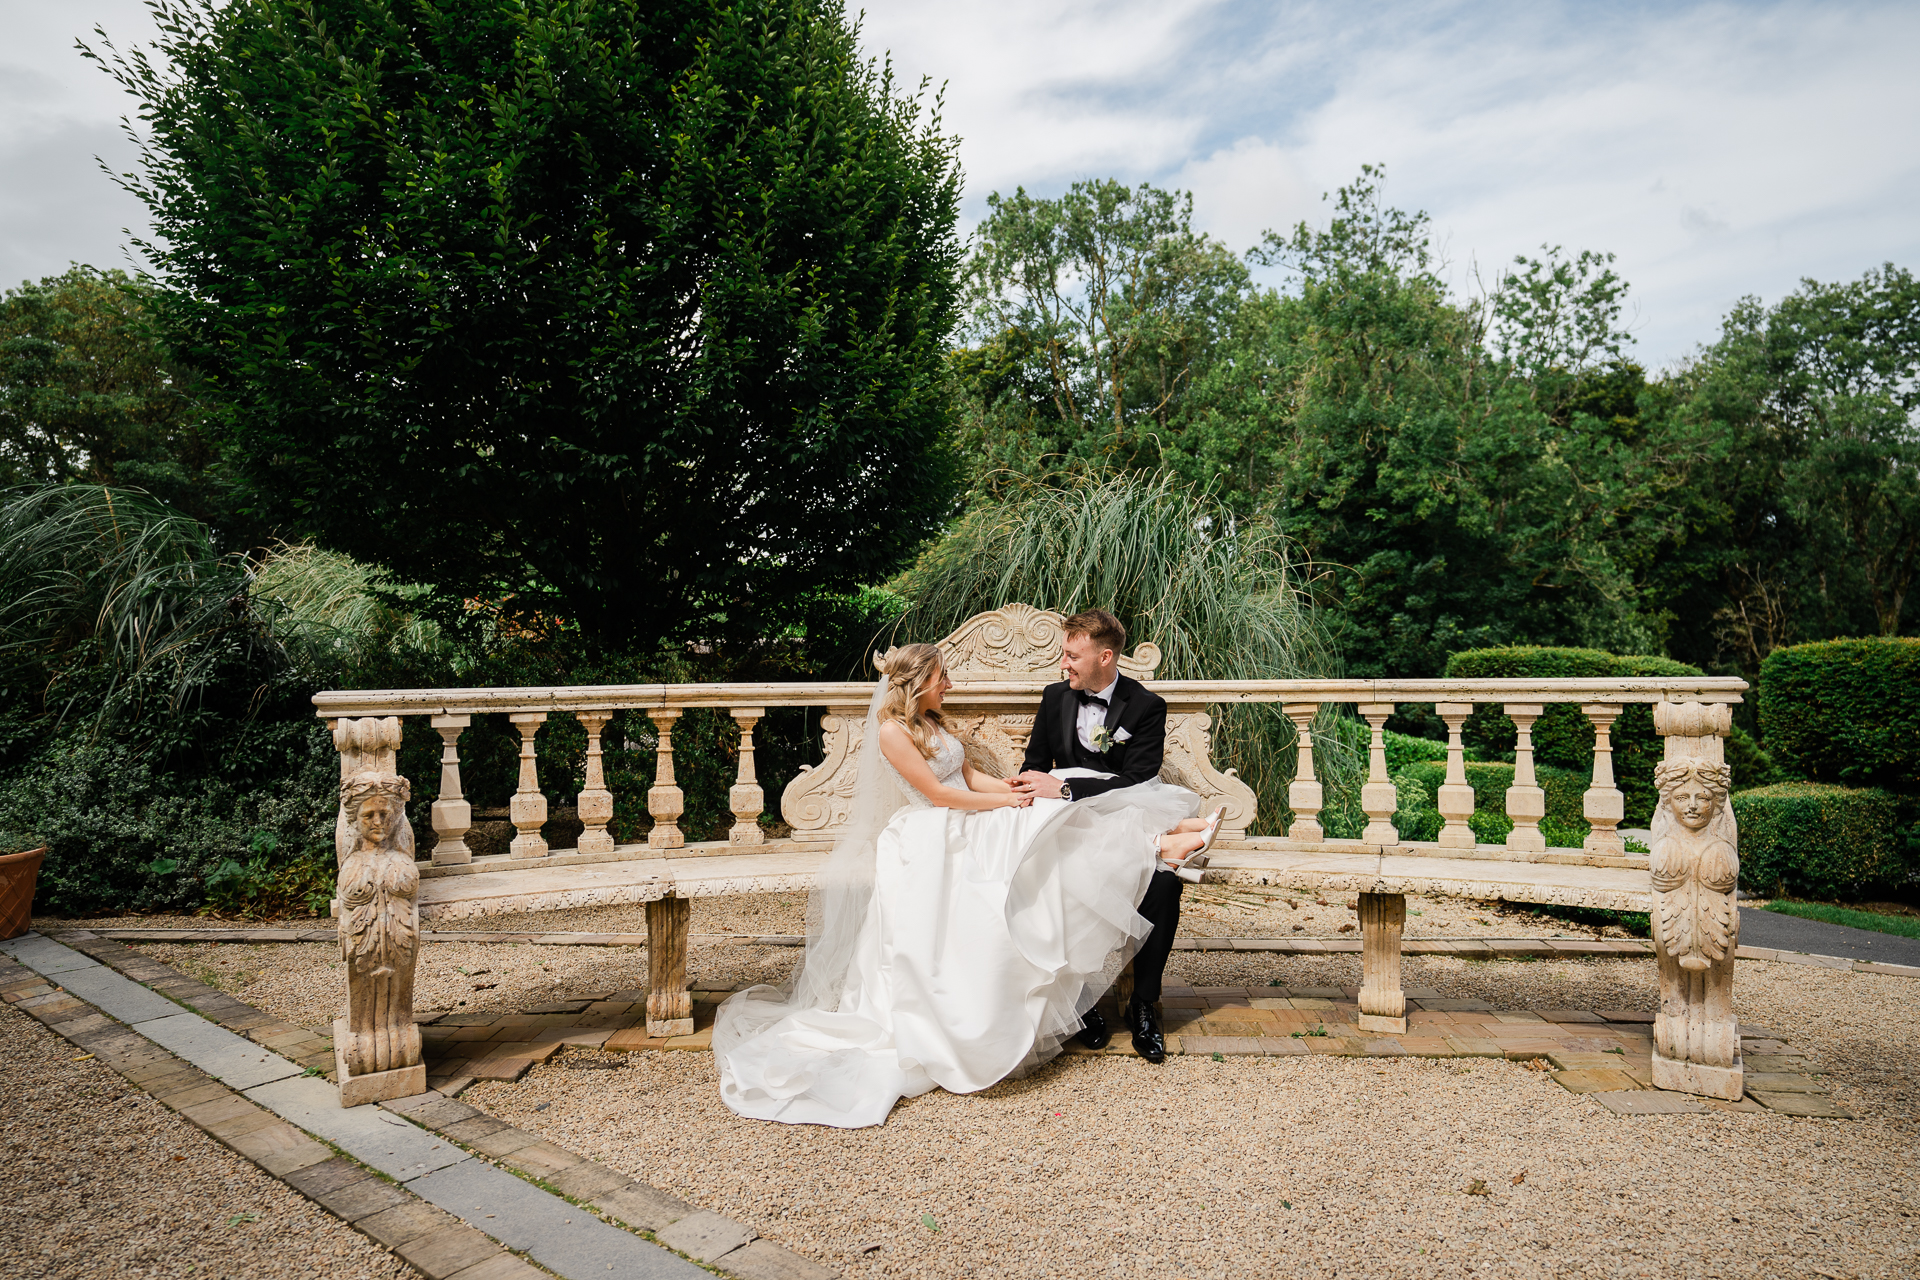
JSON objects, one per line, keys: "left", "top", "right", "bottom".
{"left": 862, "top": 0, "right": 1920, "bottom": 364}
{"left": 1167, "top": 137, "right": 1317, "bottom": 253}
{"left": 3, "top": 0, "right": 1913, "bottom": 366}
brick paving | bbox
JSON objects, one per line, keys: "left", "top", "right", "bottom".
{"left": 1, "top": 932, "right": 834, "bottom": 1280}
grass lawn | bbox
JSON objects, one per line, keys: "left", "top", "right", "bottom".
{"left": 1760, "top": 899, "right": 1920, "bottom": 940}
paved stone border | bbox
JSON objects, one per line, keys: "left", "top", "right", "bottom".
{"left": 72, "top": 925, "right": 1920, "bottom": 980}
{"left": 0, "top": 931, "right": 836, "bottom": 1280}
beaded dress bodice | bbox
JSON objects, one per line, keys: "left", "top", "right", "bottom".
{"left": 881, "top": 729, "right": 968, "bottom": 809}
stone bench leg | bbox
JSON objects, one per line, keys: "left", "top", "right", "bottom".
{"left": 646, "top": 897, "right": 693, "bottom": 1037}
{"left": 1356, "top": 892, "right": 1407, "bottom": 1034}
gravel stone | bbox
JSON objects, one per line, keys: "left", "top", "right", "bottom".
{"left": 0, "top": 1000, "right": 410, "bottom": 1280}
{"left": 82, "top": 894, "right": 1920, "bottom": 1279}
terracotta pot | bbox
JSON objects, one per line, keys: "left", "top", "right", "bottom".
{"left": 0, "top": 846, "right": 47, "bottom": 940}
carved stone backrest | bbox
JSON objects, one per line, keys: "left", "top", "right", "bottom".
{"left": 784, "top": 605, "right": 1257, "bottom": 842}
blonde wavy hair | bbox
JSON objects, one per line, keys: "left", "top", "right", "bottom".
{"left": 876, "top": 643, "right": 948, "bottom": 759}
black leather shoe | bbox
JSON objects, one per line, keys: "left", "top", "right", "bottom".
{"left": 1126, "top": 999, "right": 1166, "bottom": 1064}
{"left": 1075, "top": 1007, "right": 1111, "bottom": 1050}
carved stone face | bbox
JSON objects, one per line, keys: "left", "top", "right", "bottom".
{"left": 357, "top": 796, "right": 398, "bottom": 847}
{"left": 1666, "top": 779, "right": 1716, "bottom": 832}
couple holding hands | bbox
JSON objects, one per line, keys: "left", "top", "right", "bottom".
{"left": 714, "top": 610, "right": 1223, "bottom": 1129}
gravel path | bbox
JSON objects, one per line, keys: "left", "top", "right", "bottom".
{"left": 0, "top": 999, "right": 411, "bottom": 1280}
{"left": 118, "top": 903, "right": 1920, "bottom": 1280}
{"left": 466, "top": 955, "right": 1916, "bottom": 1280}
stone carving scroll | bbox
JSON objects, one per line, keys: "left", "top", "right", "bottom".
{"left": 1648, "top": 701, "right": 1742, "bottom": 1100}
{"left": 892, "top": 603, "right": 1163, "bottom": 683}
{"left": 781, "top": 714, "right": 865, "bottom": 842}
{"left": 1160, "top": 712, "right": 1256, "bottom": 838}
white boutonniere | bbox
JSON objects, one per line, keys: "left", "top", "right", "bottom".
{"left": 1091, "top": 725, "right": 1130, "bottom": 753}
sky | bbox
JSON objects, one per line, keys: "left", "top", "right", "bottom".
{"left": 3, "top": 0, "right": 1916, "bottom": 367}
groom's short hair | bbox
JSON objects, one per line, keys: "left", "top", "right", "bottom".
{"left": 1063, "top": 608, "right": 1126, "bottom": 658}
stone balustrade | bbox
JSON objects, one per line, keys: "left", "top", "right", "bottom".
{"left": 313, "top": 605, "right": 1750, "bottom": 1107}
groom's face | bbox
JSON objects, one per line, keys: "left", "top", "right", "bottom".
{"left": 1060, "top": 632, "right": 1116, "bottom": 690}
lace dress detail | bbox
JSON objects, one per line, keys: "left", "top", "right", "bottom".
{"left": 880, "top": 729, "right": 968, "bottom": 809}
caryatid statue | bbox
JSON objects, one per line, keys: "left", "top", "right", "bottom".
{"left": 1648, "top": 746, "right": 1742, "bottom": 1097}
{"left": 336, "top": 769, "right": 423, "bottom": 1081}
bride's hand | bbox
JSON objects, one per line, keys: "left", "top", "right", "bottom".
{"left": 1003, "top": 790, "right": 1034, "bottom": 808}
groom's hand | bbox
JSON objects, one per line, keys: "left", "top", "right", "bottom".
{"left": 1011, "top": 771, "right": 1064, "bottom": 799}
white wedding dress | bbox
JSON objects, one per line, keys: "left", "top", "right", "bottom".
{"left": 713, "top": 724, "right": 1199, "bottom": 1128}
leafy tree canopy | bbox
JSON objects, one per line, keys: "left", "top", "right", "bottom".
{"left": 0, "top": 266, "right": 232, "bottom": 526}
{"left": 102, "top": 0, "right": 965, "bottom": 649}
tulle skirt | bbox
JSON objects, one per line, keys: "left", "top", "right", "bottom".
{"left": 713, "top": 780, "right": 1199, "bottom": 1127}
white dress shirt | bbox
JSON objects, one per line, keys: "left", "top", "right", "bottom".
{"left": 1074, "top": 673, "right": 1120, "bottom": 753}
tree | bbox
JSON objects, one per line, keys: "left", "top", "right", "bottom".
{"left": 1201, "top": 168, "right": 1687, "bottom": 674}
{"left": 101, "top": 0, "right": 964, "bottom": 649}
{"left": 1662, "top": 264, "right": 1920, "bottom": 672}
{"left": 955, "top": 180, "right": 1248, "bottom": 489}
{"left": 0, "top": 267, "right": 226, "bottom": 522}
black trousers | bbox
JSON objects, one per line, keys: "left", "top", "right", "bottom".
{"left": 1130, "top": 869, "right": 1184, "bottom": 1007}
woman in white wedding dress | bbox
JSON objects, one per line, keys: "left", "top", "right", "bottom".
{"left": 712, "top": 644, "right": 1218, "bottom": 1128}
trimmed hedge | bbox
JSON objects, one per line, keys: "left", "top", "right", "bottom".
{"left": 1444, "top": 646, "right": 1708, "bottom": 826}
{"left": 1731, "top": 782, "right": 1901, "bottom": 898}
{"left": 1759, "top": 638, "right": 1920, "bottom": 794}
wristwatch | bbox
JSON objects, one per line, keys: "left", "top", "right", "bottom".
{"left": 1059, "top": 779, "right": 1075, "bottom": 802}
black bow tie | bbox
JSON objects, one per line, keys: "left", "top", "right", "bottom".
{"left": 1074, "top": 689, "right": 1110, "bottom": 707}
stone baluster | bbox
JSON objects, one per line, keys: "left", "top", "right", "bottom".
{"left": 1581, "top": 703, "right": 1626, "bottom": 856}
{"left": 729, "top": 708, "right": 766, "bottom": 846}
{"left": 647, "top": 709, "right": 685, "bottom": 849}
{"left": 1358, "top": 703, "right": 1399, "bottom": 845}
{"left": 1503, "top": 704, "right": 1546, "bottom": 853}
{"left": 1435, "top": 702, "right": 1476, "bottom": 849}
{"left": 1282, "top": 703, "right": 1324, "bottom": 842}
{"left": 1356, "top": 891, "right": 1408, "bottom": 1034}
{"left": 428, "top": 715, "right": 472, "bottom": 865}
{"left": 646, "top": 896, "right": 693, "bottom": 1036}
{"left": 330, "top": 716, "right": 425, "bottom": 1106}
{"left": 1649, "top": 701, "right": 1742, "bottom": 1101}
{"left": 508, "top": 712, "right": 550, "bottom": 859}
{"left": 575, "top": 711, "right": 616, "bottom": 855}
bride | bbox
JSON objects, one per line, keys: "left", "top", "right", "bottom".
{"left": 712, "top": 642, "right": 1220, "bottom": 1128}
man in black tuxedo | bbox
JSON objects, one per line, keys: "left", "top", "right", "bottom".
{"left": 1010, "top": 608, "right": 1183, "bottom": 1063}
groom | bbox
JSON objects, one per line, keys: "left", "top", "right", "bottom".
{"left": 1011, "top": 608, "right": 1182, "bottom": 1064}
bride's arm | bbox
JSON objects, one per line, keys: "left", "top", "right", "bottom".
{"left": 959, "top": 761, "right": 1016, "bottom": 794}
{"left": 878, "top": 724, "right": 1030, "bottom": 811}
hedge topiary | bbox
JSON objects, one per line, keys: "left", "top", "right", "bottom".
{"left": 1444, "top": 646, "right": 1708, "bottom": 826}
{"left": 1731, "top": 783, "right": 1901, "bottom": 898}
{"left": 1759, "top": 638, "right": 1920, "bottom": 794}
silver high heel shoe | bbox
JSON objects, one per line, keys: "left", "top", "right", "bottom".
{"left": 1173, "top": 806, "right": 1227, "bottom": 883}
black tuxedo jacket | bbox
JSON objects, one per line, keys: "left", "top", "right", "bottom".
{"left": 1019, "top": 674, "right": 1167, "bottom": 801}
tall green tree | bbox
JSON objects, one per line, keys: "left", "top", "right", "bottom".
{"left": 1206, "top": 169, "right": 1692, "bottom": 673}
{"left": 954, "top": 180, "right": 1248, "bottom": 489}
{"left": 102, "top": 0, "right": 964, "bottom": 648}
{"left": 0, "top": 267, "right": 226, "bottom": 522}
{"left": 1660, "top": 264, "right": 1920, "bottom": 673}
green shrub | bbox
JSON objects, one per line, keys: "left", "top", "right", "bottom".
{"left": 1731, "top": 782, "right": 1901, "bottom": 898}
{"left": 1725, "top": 724, "right": 1779, "bottom": 790}
{"left": 1759, "top": 638, "right": 1920, "bottom": 794}
{"left": 1444, "top": 646, "right": 1708, "bottom": 826}
{"left": 0, "top": 726, "right": 340, "bottom": 917}
{"left": 0, "top": 830, "right": 44, "bottom": 856}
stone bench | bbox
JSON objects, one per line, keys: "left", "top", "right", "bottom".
{"left": 316, "top": 604, "right": 1749, "bottom": 1108}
